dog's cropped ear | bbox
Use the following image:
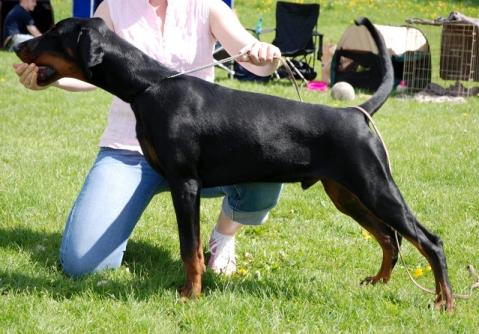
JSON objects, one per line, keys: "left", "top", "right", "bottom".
{"left": 88, "top": 17, "right": 110, "bottom": 35}
{"left": 77, "top": 26, "right": 104, "bottom": 78}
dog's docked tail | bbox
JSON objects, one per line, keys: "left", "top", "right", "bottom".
{"left": 355, "top": 17, "right": 394, "bottom": 116}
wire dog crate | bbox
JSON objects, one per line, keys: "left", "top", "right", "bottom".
{"left": 403, "top": 13, "right": 479, "bottom": 97}
{"left": 440, "top": 23, "right": 478, "bottom": 82}
{"left": 399, "top": 26, "right": 432, "bottom": 92}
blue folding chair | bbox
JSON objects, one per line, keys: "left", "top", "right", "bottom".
{"left": 73, "top": 0, "right": 103, "bottom": 18}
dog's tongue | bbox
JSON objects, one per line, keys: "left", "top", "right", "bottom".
{"left": 37, "top": 66, "right": 56, "bottom": 83}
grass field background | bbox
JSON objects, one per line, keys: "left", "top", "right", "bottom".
{"left": 1, "top": 0, "right": 478, "bottom": 332}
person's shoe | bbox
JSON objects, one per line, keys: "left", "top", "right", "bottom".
{"left": 208, "top": 228, "right": 236, "bottom": 276}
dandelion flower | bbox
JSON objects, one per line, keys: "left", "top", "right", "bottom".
{"left": 238, "top": 268, "right": 248, "bottom": 276}
{"left": 362, "top": 229, "right": 372, "bottom": 240}
{"left": 413, "top": 267, "right": 424, "bottom": 278}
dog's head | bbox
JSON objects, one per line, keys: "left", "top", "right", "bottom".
{"left": 15, "top": 17, "right": 108, "bottom": 86}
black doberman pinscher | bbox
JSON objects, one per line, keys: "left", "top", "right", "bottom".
{"left": 15, "top": 17, "right": 454, "bottom": 310}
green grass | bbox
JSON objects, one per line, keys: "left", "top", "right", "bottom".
{"left": 1, "top": 0, "right": 479, "bottom": 332}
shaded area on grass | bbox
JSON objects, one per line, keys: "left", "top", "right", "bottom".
{"left": 0, "top": 226, "right": 337, "bottom": 301}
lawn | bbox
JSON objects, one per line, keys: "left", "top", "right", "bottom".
{"left": 0, "top": 0, "right": 478, "bottom": 332}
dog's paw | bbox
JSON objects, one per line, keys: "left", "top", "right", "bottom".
{"left": 431, "top": 295, "right": 455, "bottom": 313}
{"left": 360, "top": 275, "right": 388, "bottom": 285}
{"left": 178, "top": 282, "right": 202, "bottom": 301}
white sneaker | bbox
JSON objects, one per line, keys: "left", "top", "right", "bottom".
{"left": 208, "top": 228, "right": 236, "bottom": 276}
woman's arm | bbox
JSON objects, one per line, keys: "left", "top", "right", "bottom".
{"left": 209, "top": 0, "right": 281, "bottom": 77}
{"left": 12, "top": 1, "right": 114, "bottom": 92}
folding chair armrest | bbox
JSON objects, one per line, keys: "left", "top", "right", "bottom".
{"left": 246, "top": 27, "right": 275, "bottom": 39}
{"left": 260, "top": 28, "right": 276, "bottom": 34}
{"left": 313, "top": 31, "right": 324, "bottom": 61}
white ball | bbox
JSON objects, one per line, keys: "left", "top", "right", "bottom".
{"left": 331, "top": 81, "right": 355, "bottom": 101}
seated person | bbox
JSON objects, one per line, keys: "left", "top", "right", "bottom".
{"left": 3, "top": 0, "right": 41, "bottom": 51}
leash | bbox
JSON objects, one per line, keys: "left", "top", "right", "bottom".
{"left": 167, "top": 50, "right": 303, "bottom": 102}
{"left": 279, "top": 58, "right": 303, "bottom": 102}
{"left": 352, "top": 106, "right": 392, "bottom": 173}
{"left": 353, "top": 106, "right": 478, "bottom": 302}
{"left": 167, "top": 50, "right": 249, "bottom": 79}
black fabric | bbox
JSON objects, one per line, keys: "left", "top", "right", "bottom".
{"left": 332, "top": 50, "right": 382, "bottom": 91}
{"left": 276, "top": 59, "right": 317, "bottom": 81}
{"left": 272, "top": 1, "right": 319, "bottom": 57}
{"left": 31, "top": 0, "right": 54, "bottom": 33}
{"left": 233, "top": 62, "right": 271, "bottom": 82}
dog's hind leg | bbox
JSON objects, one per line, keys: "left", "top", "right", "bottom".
{"left": 321, "top": 179, "right": 401, "bottom": 285}
{"left": 330, "top": 168, "right": 454, "bottom": 310}
{"left": 169, "top": 178, "right": 205, "bottom": 299}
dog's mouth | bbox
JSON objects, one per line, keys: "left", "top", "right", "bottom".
{"left": 36, "top": 65, "right": 58, "bottom": 86}
{"left": 14, "top": 43, "right": 60, "bottom": 86}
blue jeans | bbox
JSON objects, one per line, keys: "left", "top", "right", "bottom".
{"left": 60, "top": 148, "right": 282, "bottom": 276}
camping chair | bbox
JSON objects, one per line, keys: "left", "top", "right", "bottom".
{"left": 255, "top": 1, "right": 323, "bottom": 83}
{"left": 213, "top": 43, "right": 236, "bottom": 77}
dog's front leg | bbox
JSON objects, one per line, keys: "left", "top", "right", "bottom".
{"left": 169, "top": 177, "right": 205, "bottom": 299}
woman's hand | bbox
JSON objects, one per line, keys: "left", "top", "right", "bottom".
{"left": 239, "top": 41, "right": 281, "bottom": 68}
{"left": 12, "top": 63, "right": 49, "bottom": 90}
{"left": 13, "top": 63, "right": 97, "bottom": 92}
{"left": 209, "top": 0, "right": 281, "bottom": 77}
